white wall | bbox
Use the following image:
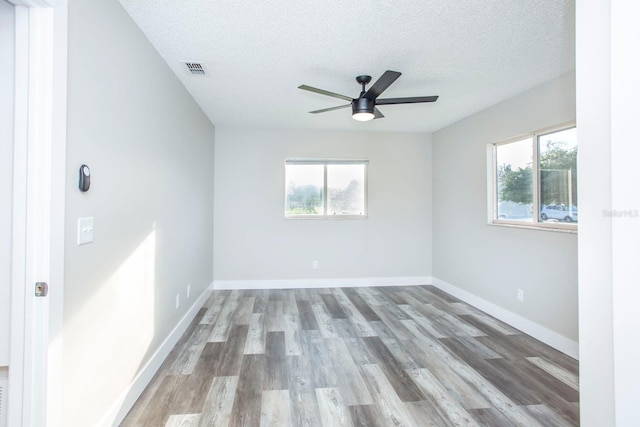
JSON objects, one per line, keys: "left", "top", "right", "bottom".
{"left": 214, "top": 128, "right": 432, "bottom": 283}
{"left": 0, "top": 0, "right": 14, "bottom": 367}
{"left": 577, "top": 1, "right": 640, "bottom": 425}
{"left": 64, "top": 0, "right": 215, "bottom": 426}
{"left": 432, "top": 72, "right": 578, "bottom": 342}
{"left": 575, "top": 1, "right": 613, "bottom": 424}
{"left": 610, "top": 3, "right": 640, "bottom": 424}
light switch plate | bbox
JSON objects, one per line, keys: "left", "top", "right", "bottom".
{"left": 77, "top": 217, "right": 94, "bottom": 245}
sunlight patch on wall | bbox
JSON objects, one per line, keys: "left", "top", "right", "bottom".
{"left": 112, "top": 225, "right": 156, "bottom": 378}
{"left": 64, "top": 226, "right": 157, "bottom": 410}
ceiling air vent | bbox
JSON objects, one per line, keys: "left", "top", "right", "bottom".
{"left": 183, "top": 62, "right": 206, "bottom": 75}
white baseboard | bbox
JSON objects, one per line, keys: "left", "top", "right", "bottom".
{"left": 213, "top": 276, "right": 432, "bottom": 290}
{"left": 431, "top": 277, "right": 579, "bottom": 359}
{"left": 98, "top": 284, "right": 212, "bottom": 427}
{"left": 0, "top": 373, "right": 7, "bottom": 427}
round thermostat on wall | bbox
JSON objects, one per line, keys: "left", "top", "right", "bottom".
{"left": 79, "top": 164, "right": 90, "bottom": 192}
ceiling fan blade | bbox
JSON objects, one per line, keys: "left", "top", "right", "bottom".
{"left": 363, "top": 70, "right": 402, "bottom": 100}
{"left": 374, "top": 108, "right": 385, "bottom": 119}
{"left": 309, "top": 104, "right": 351, "bottom": 114}
{"left": 376, "top": 96, "right": 439, "bottom": 105}
{"left": 298, "top": 85, "right": 353, "bottom": 102}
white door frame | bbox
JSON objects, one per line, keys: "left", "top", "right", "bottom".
{"left": 7, "top": 1, "right": 67, "bottom": 426}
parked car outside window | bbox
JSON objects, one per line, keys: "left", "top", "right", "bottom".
{"left": 540, "top": 204, "right": 577, "bottom": 222}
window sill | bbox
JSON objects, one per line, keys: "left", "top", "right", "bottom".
{"left": 488, "top": 221, "right": 577, "bottom": 234}
{"left": 285, "top": 215, "right": 368, "bottom": 220}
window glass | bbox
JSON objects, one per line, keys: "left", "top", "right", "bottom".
{"left": 285, "top": 160, "right": 367, "bottom": 218}
{"left": 327, "top": 164, "right": 365, "bottom": 215}
{"left": 491, "top": 125, "right": 577, "bottom": 230}
{"left": 496, "top": 138, "right": 533, "bottom": 222}
{"left": 285, "top": 164, "right": 324, "bottom": 216}
{"left": 539, "top": 128, "right": 578, "bottom": 223}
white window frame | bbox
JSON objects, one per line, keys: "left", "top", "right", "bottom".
{"left": 284, "top": 158, "right": 368, "bottom": 219}
{"left": 488, "top": 122, "right": 577, "bottom": 232}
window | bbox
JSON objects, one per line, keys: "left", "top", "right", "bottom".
{"left": 285, "top": 159, "right": 367, "bottom": 218}
{"left": 491, "top": 125, "right": 577, "bottom": 229}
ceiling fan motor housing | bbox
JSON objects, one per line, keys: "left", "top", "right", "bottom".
{"left": 352, "top": 97, "right": 374, "bottom": 115}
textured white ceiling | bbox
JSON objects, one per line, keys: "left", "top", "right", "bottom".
{"left": 118, "top": 0, "right": 575, "bottom": 133}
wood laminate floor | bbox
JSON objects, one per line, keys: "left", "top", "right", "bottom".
{"left": 121, "top": 286, "right": 579, "bottom": 426}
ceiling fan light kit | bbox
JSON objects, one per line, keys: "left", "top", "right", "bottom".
{"left": 352, "top": 112, "right": 375, "bottom": 121}
{"left": 352, "top": 97, "right": 375, "bottom": 121}
{"left": 299, "top": 70, "right": 438, "bottom": 122}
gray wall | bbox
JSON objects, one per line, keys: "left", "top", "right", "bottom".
{"left": 214, "top": 128, "right": 432, "bottom": 282}
{"left": 432, "top": 71, "right": 578, "bottom": 341}
{"left": 0, "top": 0, "right": 14, "bottom": 366}
{"left": 64, "top": 0, "right": 215, "bottom": 425}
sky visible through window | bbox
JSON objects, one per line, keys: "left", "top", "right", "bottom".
{"left": 285, "top": 164, "right": 363, "bottom": 188}
{"left": 497, "top": 138, "right": 532, "bottom": 169}
{"left": 540, "top": 127, "right": 577, "bottom": 152}
{"left": 286, "top": 164, "right": 323, "bottom": 187}
{"left": 498, "top": 129, "right": 577, "bottom": 170}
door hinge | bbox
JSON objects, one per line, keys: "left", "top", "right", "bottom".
{"left": 35, "top": 282, "right": 48, "bottom": 297}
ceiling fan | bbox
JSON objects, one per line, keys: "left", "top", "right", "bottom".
{"left": 298, "top": 70, "right": 438, "bottom": 122}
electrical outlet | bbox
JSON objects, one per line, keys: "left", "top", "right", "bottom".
{"left": 312, "top": 260, "right": 319, "bottom": 269}
{"left": 187, "top": 284, "right": 191, "bottom": 299}
{"left": 517, "top": 289, "right": 524, "bottom": 302}
{"left": 176, "top": 294, "right": 180, "bottom": 309}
